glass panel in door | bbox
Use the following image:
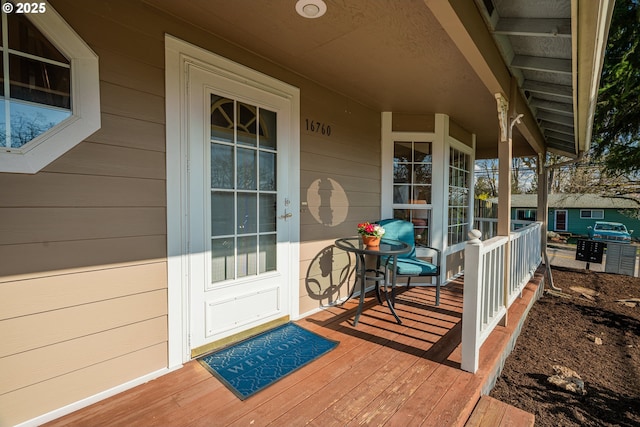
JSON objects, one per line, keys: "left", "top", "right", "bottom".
{"left": 210, "top": 94, "right": 277, "bottom": 285}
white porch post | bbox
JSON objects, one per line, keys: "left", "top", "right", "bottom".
{"left": 537, "top": 152, "right": 548, "bottom": 254}
{"left": 380, "top": 112, "right": 393, "bottom": 219}
{"left": 462, "top": 229, "right": 483, "bottom": 373}
{"left": 496, "top": 104, "right": 512, "bottom": 236}
{"left": 432, "top": 114, "right": 448, "bottom": 282}
{"left": 496, "top": 91, "right": 512, "bottom": 326}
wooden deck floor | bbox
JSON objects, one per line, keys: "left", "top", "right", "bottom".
{"left": 45, "top": 276, "right": 542, "bottom": 427}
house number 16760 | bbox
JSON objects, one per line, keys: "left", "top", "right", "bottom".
{"left": 305, "top": 119, "right": 332, "bottom": 136}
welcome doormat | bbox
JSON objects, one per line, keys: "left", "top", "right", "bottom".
{"left": 198, "top": 323, "right": 338, "bottom": 400}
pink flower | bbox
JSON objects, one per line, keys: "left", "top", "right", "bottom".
{"left": 357, "top": 222, "right": 385, "bottom": 238}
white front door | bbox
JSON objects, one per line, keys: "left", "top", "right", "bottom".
{"left": 187, "top": 64, "right": 293, "bottom": 355}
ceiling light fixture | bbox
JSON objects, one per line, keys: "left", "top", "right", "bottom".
{"left": 296, "top": 0, "right": 327, "bottom": 19}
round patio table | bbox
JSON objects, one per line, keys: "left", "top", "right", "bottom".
{"left": 334, "top": 237, "right": 411, "bottom": 326}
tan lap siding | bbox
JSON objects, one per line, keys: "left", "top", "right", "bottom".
{"left": 0, "top": 263, "right": 166, "bottom": 319}
{"left": 0, "top": 1, "right": 169, "bottom": 424}
{"left": 0, "top": 0, "right": 387, "bottom": 423}
{"left": 298, "top": 86, "right": 381, "bottom": 315}
{"left": 0, "top": 236, "right": 166, "bottom": 281}
{"left": 43, "top": 142, "right": 165, "bottom": 178}
{"left": 90, "top": 113, "right": 165, "bottom": 152}
{"left": 0, "top": 207, "right": 165, "bottom": 245}
{"left": 0, "top": 290, "right": 165, "bottom": 357}
{"left": 0, "top": 316, "right": 167, "bottom": 395}
{"left": 0, "top": 172, "right": 165, "bottom": 208}
{"left": 0, "top": 344, "right": 167, "bottom": 427}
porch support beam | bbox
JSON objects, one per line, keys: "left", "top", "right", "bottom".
{"left": 511, "top": 55, "right": 572, "bottom": 74}
{"left": 522, "top": 80, "right": 572, "bottom": 99}
{"left": 494, "top": 18, "right": 571, "bottom": 38}
{"left": 541, "top": 121, "right": 574, "bottom": 136}
{"left": 425, "top": 0, "right": 509, "bottom": 99}
{"left": 426, "top": 0, "right": 546, "bottom": 156}
{"left": 530, "top": 99, "right": 573, "bottom": 115}
{"left": 497, "top": 139, "right": 512, "bottom": 234}
{"left": 538, "top": 152, "right": 548, "bottom": 255}
{"left": 497, "top": 140, "right": 511, "bottom": 329}
{"left": 496, "top": 83, "right": 516, "bottom": 238}
{"left": 497, "top": 77, "right": 519, "bottom": 327}
{"left": 537, "top": 111, "right": 574, "bottom": 127}
{"left": 545, "top": 130, "right": 575, "bottom": 144}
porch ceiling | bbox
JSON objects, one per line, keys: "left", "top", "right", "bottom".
{"left": 476, "top": 0, "right": 613, "bottom": 158}
{"left": 144, "top": 0, "right": 611, "bottom": 159}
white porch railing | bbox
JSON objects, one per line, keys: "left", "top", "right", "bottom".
{"left": 508, "top": 222, "right": 542, "bottom": 306}
{"left": 473, "top": 217, "right": 497, "bottom": 240}
{"left": 461, "top": 222, "right": 542, "bottom": 373}
{"left": 473, "top": 218, "right": 536, "bottom": 239}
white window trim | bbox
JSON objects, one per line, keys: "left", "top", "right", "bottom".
{"left": 445, "top": 133, "right": 475, "bottom": 253}
{"left": 380, "top": 121, "right": 437, "bottom": 219}
{"left": 382, "top": 113, "right": 476, "bottom": 281}
{"left": 580, "top": 209, "right": 604, "bottom": 219}
{"left": 0, "top": 4, "right": 100, "bottom": 173}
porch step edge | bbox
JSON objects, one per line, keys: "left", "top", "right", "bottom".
{"left": 464, "top": 396, "right": 535, "bottom": 427}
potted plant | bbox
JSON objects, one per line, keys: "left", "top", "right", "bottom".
{"left": 357, "top": 222, "right": 385, "bottom": 247}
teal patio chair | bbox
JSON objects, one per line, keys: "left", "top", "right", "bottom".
{"left": 378, "top": 218, "right": 441, "bottom": 306}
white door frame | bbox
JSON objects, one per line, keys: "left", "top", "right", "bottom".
{"left": 165, "top": 35, "right": 300, "bottom": 366}
{"left": 555, "top": 209, "right": 568, "bottom": 232}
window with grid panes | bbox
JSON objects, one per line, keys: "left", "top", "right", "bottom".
{"left": 448, "top": 147, "right": 471, "bottom": 245}
{"left": 392, "top": 140, "right": 432, "bottom": 246}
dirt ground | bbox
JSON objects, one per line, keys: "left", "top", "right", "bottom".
{"left": 490, "top": 266, "right": 640, "bottom": 427}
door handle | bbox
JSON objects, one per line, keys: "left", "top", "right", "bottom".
{"left": 278, "top": 211, "right": 293, "bottom": 220}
